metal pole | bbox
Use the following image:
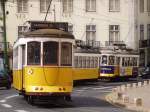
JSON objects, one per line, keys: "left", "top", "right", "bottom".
{"left": 1, "top": 0, "right": 9, "bottom": 75}
{"left": 44, "top": 0, "right": 52, "bottom": 21}
{"left": 53, "top": 5, "right": 56, "bottom": 22}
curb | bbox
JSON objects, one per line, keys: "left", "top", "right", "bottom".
{"left": 105, "top": 79, "right": 150, "bottom": 112}
{"left": 105, "top": 93, "right": 149, "bottom": 112}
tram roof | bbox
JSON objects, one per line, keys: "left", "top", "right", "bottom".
{"left": 23, "top": 29, "right": 74, "bottom": 39}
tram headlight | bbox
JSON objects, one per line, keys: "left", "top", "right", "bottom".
{"left": 27, "top": 69, "right": 33, "bottom": 75}
{"left": 35, "top": 87, "right": 39, "bottom": 90}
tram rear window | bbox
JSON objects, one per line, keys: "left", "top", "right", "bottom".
{"left": 61, "top": 42, "right": 72, "bottom": 66}
{"left": 43, "top": 42, "right": 58, "bottom": 65}
{"left": 27, "top": 42, "right": 41, "bottom": 65}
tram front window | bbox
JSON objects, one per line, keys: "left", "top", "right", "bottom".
{"left": 108, "top": 56, "right": 115, "bottom": 65}
{"left": 27, "top": 42, "right": 41, "bottom": 65}
{"left": 43, "top": 42, "right": 58, "bottom": 65}
{"left": 61, "top": 42, "right": 72, "bottom": 66}
{"left": 102, "top": 55, "right": 107, "bottom": 65}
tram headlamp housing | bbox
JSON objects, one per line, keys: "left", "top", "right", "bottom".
{"left": 27, "top": 69, "right": 33, "bottom": 75}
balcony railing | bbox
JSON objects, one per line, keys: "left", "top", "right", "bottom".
{"left": 76, "top": 40, "right": 100, "bottom": 49}
{"left": 139, "top": 39, "right": 150, "bottom": 48}
{"left": 105, "top": 41, "right": 125, "bottom": 46}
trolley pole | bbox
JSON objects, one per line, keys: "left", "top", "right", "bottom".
{"left": 1, "top": 0, "right": 9, "bottom": 76}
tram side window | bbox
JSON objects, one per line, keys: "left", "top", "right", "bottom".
{"left": 86, "top": 57, "right": 90, "bottom": 68}
{"left": 90, "top": 57, "right": 94, "bottom": 68}
{"left": 43, "top": 42, "right": 58, "bottom": 65}
{"left": 79, "top": 56, "right": 82, "bottom": 68}
{"left": 27, "top": 42, "right": 41, "bottom": 65}
{"left": 108, "top": 56, "right": 115, "bottom": 65}
{"left": 22, "top": 45, "right": 25, "bottom": 66}
{"left": 74, "top": 56, "right": 78, "bottom": 68}
{"left": 133, "top": 57, "right": 137, "bottom": 66}
{"left": 94, "top": 57, "right": 98, "bottom": 68}
{"left": 116, "top": 57, "right": 120, "bottom": 65}
{"left": 13, "top": 47, "right": 18, "bottom": 69}
{"left": 61, "top": 42, "right": 72, "bottom": 66}
{"left": 82, "top": 56, "right": 86, "bottom": 68}
{"left": 122, "top": 57, "right": 125, "bottom": 66}
{"left": 102, "top": 55, "right": 107, "bottom": 65}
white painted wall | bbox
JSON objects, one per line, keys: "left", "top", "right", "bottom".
{"left": 3, "top": 0, "right": 142, "bottom": 50}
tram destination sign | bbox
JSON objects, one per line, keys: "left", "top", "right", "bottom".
{"left": 28, "top": 21, "right": 68, "bottom": 32}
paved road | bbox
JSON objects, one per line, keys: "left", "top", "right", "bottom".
{"left": 0, "top": 79, "right": 139, "bottom": 112}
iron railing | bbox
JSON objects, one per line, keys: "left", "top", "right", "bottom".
{"left": 105, "top": 41, "right": 125, "bottom": 46}
{"left": 76, "top": 40, "right": 100, "bottom": 49}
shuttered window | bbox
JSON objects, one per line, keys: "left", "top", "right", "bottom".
{"left": 147, "top": 0, "right": 150, "bottom": 12}
{"left": 62, "top": 0, "right": 73, "bottom": 13}
{"left": 109, "top": 0, "right": 120, "bottom": 12}
{"left": 17, "top": 0, "right": 28, "bottom": 13}
{"left": 40, "top": 0, "right": 51, "bottom": 13}
{"left": 86, "top": 0, "right": 96, "bottom": 12}
{"left": 86, "top": 25, "right": 96, "bottom": 41}
{"left": 140, "top": 0, "right": 144, "bottom": 13}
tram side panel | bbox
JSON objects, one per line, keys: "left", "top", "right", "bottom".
{"left": 73, "top": 55, "right": 99, "bottom": 81}
{"left": 13, "top": 70, "right": 23, "bottom": 91}
{"left": 73, "top": 68, "right": 99, "bottom": 81}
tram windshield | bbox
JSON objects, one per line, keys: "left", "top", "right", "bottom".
{"left": 27, "top": 41, "right": 41, "bottom": 65}
{"left": 61, "top": 42, "right": 72, "bottom": 66}
{"left": 102, "top": 55, "right": 107, "bottom": 65}
{"left": 43, "top": 41, "right": 58, "bottom": 65}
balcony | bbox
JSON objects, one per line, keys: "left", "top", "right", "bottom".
{"left": 139, "top": 39, "right": 150, "bottom": 48}
{"left": 105, "top": 41, "right": 125, "bottom": 46}
{"left": 76, "top": 40, "right": 100, "bottom": 49}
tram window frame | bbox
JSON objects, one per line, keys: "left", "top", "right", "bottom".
{"left": 43, "top": 41, "right": 58, "bottom": 66}
{"left": 102, "top": 55, "right": 107, "bottom": 65}
{"left": 27, "top": 41, "right": 41, "bottom": 65}
{"left": 13, "top": 47, "right": 18, "bottom": 69}
{"left": 108, "top": 56, "right": 115, "bottom": 65}
{"left": 61, "top": 42, "right": 72, "bottom": 66}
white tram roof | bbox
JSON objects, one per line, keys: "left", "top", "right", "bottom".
{"left": 24, "top": 29, "right": 74, "bottom": 39}
{"left": 13, "top": 29, "right": 75, "bottom": 49}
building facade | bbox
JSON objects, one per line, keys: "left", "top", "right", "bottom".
{"left": 138, "top": 0, "right": 150, "bottom": 66}
{"left": 4, "top": 0, "right": 138, "bottom": 49}
{"left": 3, "top": 0, "right": 150, "bottom": 67}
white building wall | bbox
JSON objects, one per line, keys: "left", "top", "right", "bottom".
{"left": 5, "top": 0, "right": 137, "bottom": 49}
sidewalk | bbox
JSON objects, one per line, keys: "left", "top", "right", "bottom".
{"left": 106, "top": 80, "right": 150, "bottom": 112}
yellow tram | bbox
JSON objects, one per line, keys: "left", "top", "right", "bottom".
{"left": 99, "top": 47, "right": 139, "bottom": 79}
{"left": 13, "top": 28, "right": 74, "bottom": 104}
